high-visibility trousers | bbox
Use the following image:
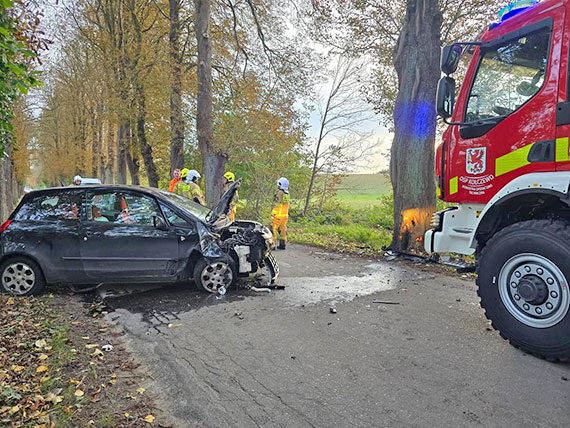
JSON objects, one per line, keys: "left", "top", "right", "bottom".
{"left": 272, "top": 216, "right": 288, "bottom": 242}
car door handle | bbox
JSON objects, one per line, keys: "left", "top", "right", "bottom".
{"left": 85, "top": 232, "right": 102, "bottom": 238}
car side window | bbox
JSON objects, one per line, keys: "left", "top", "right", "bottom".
{"left": 14, "top": 192, "right": 81, "bottom": 221}
{"left": 160, "top": 203, "right": 194, "bottom": 228}
{"left": 86, "top": 191, "right": 161, "bottom": 226}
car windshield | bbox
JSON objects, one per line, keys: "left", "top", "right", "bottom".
{"left": 158, "top": 190, "right": 210, "bottom": 221}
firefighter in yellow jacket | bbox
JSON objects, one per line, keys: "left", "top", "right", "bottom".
{"left": 174, "top": 168, "right": 190, "bottom": 198}
{"left": 271, "top": 177, "right": 290, "bottom": 250}
{"left": 222, "top": 171, "right": 238, "bottom": 221}
{"left": 186, "top": 169, "right": 206, "bottom": 205}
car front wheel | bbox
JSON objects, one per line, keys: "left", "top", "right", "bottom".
{"left": 0, "top": 257, "right": 46, "bottom": 296}
{"left": 193, "top": 257, "right": 235, "bottom": 293}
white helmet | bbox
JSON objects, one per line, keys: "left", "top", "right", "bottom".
{"left": 277, "top": 177, "right": 289, "bottom": 191}
{"left": 73, "top": 175, "right": 82, "bottom": 183}
{"left": 187, "top": 169, "right": 201, "bottom": 182}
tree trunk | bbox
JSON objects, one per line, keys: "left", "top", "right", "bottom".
{"left": 135, "top": 83, "right": 159, "bottom": 187}
{"left": 116, "top": 123, "right": 129, "bottom": 184}
{"left": 195, "top": 0, "right": 226, "bottom": 205}
{"left": 0, "top": 143, "right": 20, "bottom": 222}
{"left": 98, "top": 117, "right": 105, "bottom": 180}
{"left": 91, "top": 106, "right": 98, "bottom": 177}
{"left": 389, "top": 0, "right": 441, "bottom": 252}
{"left": 169, "top": 0, "right": 185, "bottom": 175}
{"left": 126, "top": 149, "right": 141, "bottom": 185}
{"left": 105, "top": 122, "right": 115, "bottom": 184}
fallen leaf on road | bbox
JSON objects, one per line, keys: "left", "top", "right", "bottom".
{"left": 74, "top": 389, "right": 84, "bottom": 398}
{"left": 38, "top": 354, "right": 48, "bottom": 361}
{"left": 144, "top": 414, "right": 155, "bottom": 423}
{"left": 136, "top": 387, "right": 146, "bottom": 395}
{"left": 13, "top": 365, "right": 25, "bottom": 372}
{"left": 167, "top": 323, "right": 181, "bottom": 328}
{"left": 6, "top": 297, "right": 15, "bottom": 305}
{"left": 85, "top": 344, "right": 99, "bottom": 349}
{"left": 125, "top": 413, "right": 130, "bottom": 418}
{"left": 35, "top": 339, "right": 47, "bottom": 348}
{"left": 36, "top": 365, "right": 48, "bottom": 373}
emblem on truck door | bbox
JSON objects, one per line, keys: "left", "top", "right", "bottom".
{"left": 466, "top": 147, "right": 486, "bottom": 175}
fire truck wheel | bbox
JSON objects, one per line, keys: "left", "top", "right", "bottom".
{"left": 477, "top": 220, "right": 570, "bottom": 361}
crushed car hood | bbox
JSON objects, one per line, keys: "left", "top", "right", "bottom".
{"left": 207, "top": 179, "right": 242, "bottom": 225}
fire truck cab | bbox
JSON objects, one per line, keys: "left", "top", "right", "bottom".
{"left": 427, "top": 0, "right": 570, "bottom": 360}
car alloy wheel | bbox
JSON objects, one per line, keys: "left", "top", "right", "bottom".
{"left": 200, "top": 261, "right": 233, "bottom": 293}
{"left": 2, "top": 262, "right": 36, "bottom": 295}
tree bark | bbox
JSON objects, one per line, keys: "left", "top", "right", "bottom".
{"left": 195, "top": 0, "right": 226, "bottom": 205}
{"left": 116, "top": 123, "right": 129, "bottom": 184}
{"left": 0, "top": 143, "right": 20, "bottom": 222}
{"left": 105, "top": 122, "right": 115, "bottom": 184}
{"left": 136, "top": 85, "right": 159, "bottom": 187}
{"left": 126, "top": 149, "right": 141, "bottom": 185}
{"left": 389, "top": 0, "right": 441, "bottom": 252}
{"left": 91, "top": 106, "right": 98, "bottom": 177}
{"left": 169, "top": 0, "right": 185, "bottom": 175}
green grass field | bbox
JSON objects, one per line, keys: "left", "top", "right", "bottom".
{"left": 332, "top": 173, "right": 391, "bottom": 208}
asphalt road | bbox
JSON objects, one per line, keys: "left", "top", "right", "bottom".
{"left": 103, "top": 244, "right": 570, "bottom": 428}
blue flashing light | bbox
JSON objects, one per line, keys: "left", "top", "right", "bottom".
{"left": 498, "top": 0, "right": 539, "bottom": 22}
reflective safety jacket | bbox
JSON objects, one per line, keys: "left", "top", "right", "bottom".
{"left": 169, "top": 177, "right": 181, "bottom": 192}
{"left": 174, "top": 180, "right": 190, "bottom": 199}
{"left": 271, "top": 189, "right": 290, "bottom": 218}
{"left": 189, "top": 182, "right": 206, "bottom": 205}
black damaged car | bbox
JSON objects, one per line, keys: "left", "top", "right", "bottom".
{"left": 0, "top": 181, "right": 278, "bottom": 295}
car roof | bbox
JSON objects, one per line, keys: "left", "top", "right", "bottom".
{"left": 26, "top": 185, "right": 166, "bottom": 198}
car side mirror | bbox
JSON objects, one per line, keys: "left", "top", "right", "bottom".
{"left": 153, "top": 215, "right": 169, "bottom": 231}
{"left": 441, "top": 44, "right": 462, "bottom": 75}
{"left": 436, "top": 76, "right": 456, "bottom": 119}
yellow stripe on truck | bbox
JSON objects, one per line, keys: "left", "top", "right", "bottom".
{"left": 449, "top": 176, "right": 458, "bottom": 195}
{"left": 495, "top": 143, "right": 533, "bottom": 177}
{"left": 556, "top": 137, "right": 570, "bottom": 162}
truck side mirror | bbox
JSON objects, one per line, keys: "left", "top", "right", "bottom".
{"left": 441, "top": 44, "right": 462, "bottom": 75}
{"left": 436, "top": 76, "right": 456, "bottom": 119}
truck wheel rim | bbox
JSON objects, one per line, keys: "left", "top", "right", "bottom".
{"left": 499, "top": 253, "right": 569, "bottom": 329}
{"left": 2, "top": 262, "right": 36, "bottom": 295}
{"left": 201, "top": 261, "right": 232, "bottom": 293}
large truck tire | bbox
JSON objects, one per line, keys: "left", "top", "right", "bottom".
{"left": 476, "top": 219, "right": 570, "bottom": 361}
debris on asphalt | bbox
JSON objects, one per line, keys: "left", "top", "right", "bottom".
{"left": 250, "top": 286, "right": 272, "bottom": 293}
{"left": 167, "top": 323, "right": 182, "bottom": 328}
{"left": 102, "top": 344, "right": 114, "bottom": 352}
{"left": 234, "top": 311, "right": 245, "bottom": 320}
{"left": 562, "top": 376, "right": 568, "bottom": 381}
{"left": 291, "top": 355, "right": 297, "bottom": 360}
{"left": 372, "top": 300, "right": 400, "bottom": 305}
{"left": 217, "top": 286, "right": 227, "bottom": 296}
{"left": 329, "top": 307, "right": 337, "bottom": 314}
{"left": 456, "top": 299, "right": 461, "bottom": 302}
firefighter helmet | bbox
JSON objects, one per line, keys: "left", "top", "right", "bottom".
{"left": 277, "top": 177, "right": 289, "bottom": 191}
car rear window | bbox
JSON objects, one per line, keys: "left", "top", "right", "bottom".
{"left": 14, "top": 192, "right": 82, "bottom": 221}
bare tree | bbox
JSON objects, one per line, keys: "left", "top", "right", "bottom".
{"left": 303, "top": 54, "right": 378, "bottom": 215}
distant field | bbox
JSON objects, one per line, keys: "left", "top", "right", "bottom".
{"left": 330, "top": 174, "right": 391, "bottom": 208}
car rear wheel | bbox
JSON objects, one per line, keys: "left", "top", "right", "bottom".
{"left": 193, "top": 257, "right": 235, "bottom": 293}
{"left": 0, "top": 257, "right": 45, "bottom": 296}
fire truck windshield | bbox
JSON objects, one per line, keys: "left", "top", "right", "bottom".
{"left": 465, "top": 28, "right": 549, "bottom": 122}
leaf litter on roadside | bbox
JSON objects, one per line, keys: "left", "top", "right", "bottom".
{"left": 0, "top": 294, "right": 160, "bottom": 427}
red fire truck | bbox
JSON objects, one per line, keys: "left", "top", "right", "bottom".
{"left": 428, "top": 0, "right": 570, "bottom": 360}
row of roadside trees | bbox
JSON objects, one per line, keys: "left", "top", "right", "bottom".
{"left": 6, "top": 0, "right": 497, "bottom": 252}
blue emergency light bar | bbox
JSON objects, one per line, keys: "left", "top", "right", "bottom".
{"left": 498, "top": 0, "right": 539, "bottom": 22}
